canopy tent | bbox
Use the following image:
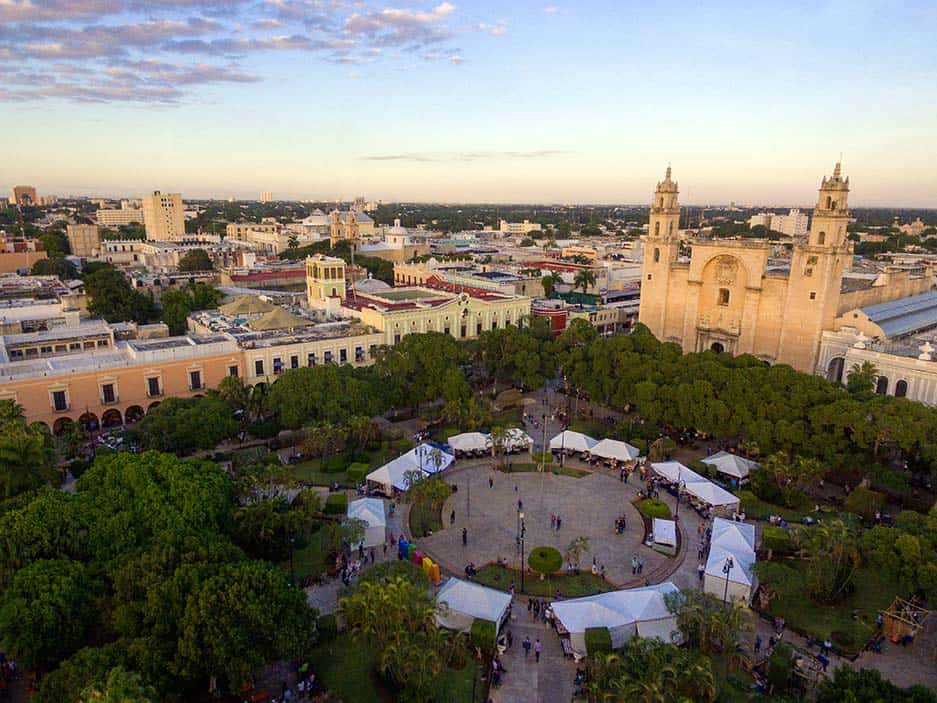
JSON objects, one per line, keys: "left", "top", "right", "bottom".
{"left": 550, "top": 583, "right": 680, "bottom": 656}
{"left": 347, "top": 497, "right": 386, "bottom": 548}
{"left": 591, "top": 438, "right": 641, "bottom": 462}
{"left": 703, "top": 517, "right": 757, "bottom": 603}
{"left": 219, "top": 294, "right": 275, "bottom": 316}
{"left": 435, "top": 577, "right": 513, "bottom": 633}
{"left": 503, "top": 427, "right": 533, "bottom": 452}
{"left": 684, "top": 481, "right": 740, "bottom": 511}
{"left": 650, "top": 461, "right": 707, "bottom": 485}
{"left": 652, "top": 518, "right": 677, "bottom": 548}
{"left": 447, "top": 432, "right": 490, "bottom": 453}
{"left": 247, "top": 307, "right": 312, "bottom": 331}
{"left": 549, "top": 430, "right": 598, "bottom": 453}
{"left": 701, "top": 451, "right": 759, "bottom": 481}
{"left": 365, "top": 443, "right": 455, "bottom": 495}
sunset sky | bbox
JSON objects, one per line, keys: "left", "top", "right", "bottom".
{"left": 2, "top": 0, "right": 936, "bottom": 205}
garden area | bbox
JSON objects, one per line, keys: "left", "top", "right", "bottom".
{"left": 472, "top": 563, "right": 614, "bottom": 598}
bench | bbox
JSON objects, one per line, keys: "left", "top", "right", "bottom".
{"left": 561, "top": 639, "right": 573, "bottom": 658}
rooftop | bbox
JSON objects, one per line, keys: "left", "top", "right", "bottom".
{"left": 862, "top": 290, "right": 937, "bottom": 339}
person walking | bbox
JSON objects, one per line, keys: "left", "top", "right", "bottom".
{"left": 507, "top": 630, "right": 514, "bottom": 649}
{"left": 462, "top": 527, "right": 467, "bottom": 546}
{"left": 450, "top": 509, "right": 456, "bottom": 525}
{"left": 489, "top": 476, "right": 493, "bottom": 489}
{"left": 556, "top": 515, "right": 562, "bottom": 530}
{"left": 754, "top": 635, "right": 762, "bottom": 654}
{"left": 698, "top": 561, "right": 705, "bottom": 583}
{"left": 631, "top": 555, "right": 638, "bottom": 575}
{"left": 534, "top": 639, "right": 542, "bottom": 663}
{"left": 637, "top": 558, "right": 644, "bottom": 575}
{"left": 698, "top": 542, "right": 705, "bottom": 560}
{"left": 550, "top": 514, "right": 556, "bottom": 529}
{"left": 523, "top": 636, "right": 531, "bottom": 658}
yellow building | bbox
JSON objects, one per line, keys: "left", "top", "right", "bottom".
{"left": 639, "top": 164, "right": 858, "bottom": 373}
{"left": 66, "top": 224, "right": 101, "bottom": 257}
{"left": 306, "top": 254, "right": 347, "bottom": 305}
{"left": 142, "top": 191, "right": 186, "bottom": 240}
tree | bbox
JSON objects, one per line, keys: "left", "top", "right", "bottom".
{"left": 135, "top": 396, "right": 238, "bottom": 454}
{"left": 817, "top": 667, "right": 937, "bottom": 703}
{"left": 177, "top": 248, "right": 213, "bottom": 272}
{"left": 84, "top": 266, "right": 156, "bottom": 324}
{"left": 573, "top": 269, "right": 596, "bottom": 295}
{"left": 80, "top": 667, "right": 159, "bottom": 703}
{"left": 0, "top": 559, "right": 93, "bottom": 669}
{"left": 159, "top": 284, "right": 223, "bottom": 335}
{"left": 666, "top": 589, "right": 750, "bottom": 663}
{"left": 751, "top": 452, "right": 823, "bottom": 507}
{"left": 287, "top": 234, "right": 299, "bottom": 250}
{"left": 847, "top": 361, "right": 878, "bottom": 396}
{"left": 564, "top": 536, "right": 590, "bottom": 571}
{"left": 790, "top": 518, "right": 860, "bottom": 603}
{"left": 31, "top": 256, "right": 78, "bottom": 279}
{"left": 0, "top": 408, "right": 54, "bottom": 497}
{"left": 541, "top": 271, "right": 562, "bottom": 298}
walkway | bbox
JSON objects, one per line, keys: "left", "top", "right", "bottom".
{"left": 491, "top": 613, "right": 576, "bottom": 703}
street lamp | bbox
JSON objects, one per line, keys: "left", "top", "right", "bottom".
{"left": 519, "top": 511, "right": 526, "bottom": 593}
{"left": 722, "top": 556, "right": 734, "bottom": 604}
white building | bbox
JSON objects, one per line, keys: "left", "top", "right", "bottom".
{"left": 748, "top": 209, "right": 809, "bottom": 236}
{"left": 97, "top": 207, "right": 144, "bottom": 227}
{"left": 499, "top": 219, "right": 542, "bottom": 236}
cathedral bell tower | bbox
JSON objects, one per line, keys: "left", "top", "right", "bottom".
{"left": 778, "top": 162, "right": 853, "bottom": 372}
{"left": 638, "top": 166, "right": 682, "bottom": 339}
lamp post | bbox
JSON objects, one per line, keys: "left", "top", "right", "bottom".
{"left": 519, "top": 511, "right": 526, "bottom": 593}
{"left": 722, "top": 556, "right": 734, "bottom": 604}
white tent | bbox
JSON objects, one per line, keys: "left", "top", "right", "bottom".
{"left": 549, "top": 430, "right": 598, "bottom": 453}
{"left": 550, "top": 583, "right": 680, "bottom": 656}
{"left": 652, "top": 518, "right": 677, "bottom": 548}
{"left": 435, "top": 577, "right": 512, "bottom": 633}
{"left": 650, "top": 461, "right": 706, "bottom": 485}
{"left": 591, "top": 438, "right": 641, "bottom": 462}
{"left": 701, "top": 451, "right": 759, "bottom": 481}
{"left": 447, "top": 432, "right": 490, "bottom": 453}
{"left": 684, "top": 481, "right": 740, "bottom": 512}
{"left": 503, "top": 427, "right": 533, "bottom": 452}
{"left": 703, "top": 517, "right": 757, "bottom": 603}
{"left": 365, "top": 443, "right": 455, "bottom": 495}
{"left": 347, "top": 497, "right": 386, "bottom": 548}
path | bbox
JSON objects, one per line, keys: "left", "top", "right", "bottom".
{"left": 491, "top": 612, "right": 576, "bottom": 703}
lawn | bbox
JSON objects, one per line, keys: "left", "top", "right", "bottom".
{"left": 568, "top": 419, "right": 611, "bottom": 438}
{"left": 502, "top": 462, "right": 589, "bottom": 478}
{"left": 308, "top": 633, "right": 483, "bottom": 703}
{"left": 281, "top": 528, "right": 332, "bottom": 583}
{"left": 409, "top": 484, "right": 453, "bottom": 537}
{"left": 737, "top": 490, "right": 809, "bottom": 522}
{"left": 473, "top": 564, "right": 614, "bottom": 598}
{"left": 276, "top": 460, "right": 357, "bottom": 488}
{"left": 755, "top": 561, "right": 898, "bottom": 656}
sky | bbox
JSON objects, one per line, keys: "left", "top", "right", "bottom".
{"left": 2, "top": 0, "right": 936, "bottom": 206}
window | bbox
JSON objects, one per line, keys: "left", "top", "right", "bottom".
{"left": 826, "top": 196, "right": 832, "bottom": 209}
{"left": 97, "top": 339, "right": 108, "bottom": 347}
{"left": 875, "top": 376, "right": 888, "bottom": 395}
{"left": 809, "top": 292, "right": 817, "bottom": 300}
{"left": 717, "top": 288, "right": 730, "bottom": 306}
{"left": 895, "top": 380, "right": 908, "bottom": 398}
{"left": 102, "top": 384, "right": 116, "bottom": 404}
{"left": 653, "top": 247, "right": 660, "bottom": 263}
{"left": 476, "top": 322, "right": 482, "bottom": 335}
{"left": 307, "top": 352, "right": 317, "bottom": 366}
{"left": 228, "top": 365, "right": 239, "bottom": 377}
{"left": 492, "top": 320, "right": 498, "bottom": 330}
{"left": 443, "top": 326, "right": 450, "bottom": 335}
{"left": 40, "top": 345, "right": 52, "bottom": 354}
{"left": 290, "top": 355, "right": 299, "bottom": 369}
{"left": 189, "top": 370, "right": 202, "bottom": 390}
{"left": 69, "top": 342, "right": 81, "bottom": 350}
{"left": 52, "top": 390, "right": 68, "bottom": 412}
{"left": 254, "top": 359, "right": 265, "bottom": 376}
{"left": 654, "top": 222, "right": 660, "bottom": 236}
{"left": 273, "top": 358, "right": 283, "bottom": 375}
{"left": 394, "top": 333, "right": 401, "bottom": 344}
{"left": 460, "top": 324, "right": 467, "bottom": 338}
{"left": 647, "top": 274, "right": 652, "bottom": 281}
{"left": 355, "top": 346, "right": 364, "bottom": 361}
{"left": 83, "top": 341, "right": 95, "bottom": 349}
{"left": 818, "top": 231, "right": 826, "bottom": 245}
{"left": 324, "top": 351, "right": 333, "bottom": 363}
{"left": 147, "top": 377, "right": 161, "bottom": 397}
{"left": 340, "top": 349, "right": 347, "bottom": 363}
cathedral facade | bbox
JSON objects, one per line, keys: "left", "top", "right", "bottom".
{"left": 638, "top": 164, "right": 853, "bottom": 374}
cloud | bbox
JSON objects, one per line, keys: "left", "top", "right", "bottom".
{"left": 544, "top": 5, "right": 559, "bottom": 13}
{"left": 361, "top": 149, "right": 572, "bottom": 162}
{"left": 477, "top": 22, "right": 507, "bottom": 36}
{"left": 343, "top": 3, "right": 456, "bottom": 47}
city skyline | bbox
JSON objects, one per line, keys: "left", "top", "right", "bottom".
{"left": 2, "top": 1, "right": 937, "bottom": 205}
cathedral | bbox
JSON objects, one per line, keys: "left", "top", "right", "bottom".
{"left": 638, "top": 164, "right": 856, "bottom": 374}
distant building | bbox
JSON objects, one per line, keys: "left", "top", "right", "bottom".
{"left": 66, "top": 224, "right": 101, "bottom": 258}
{"left": 97, "top": 207, "right": 144, "bottom": 227}
{"left": 500, "top": 219, "right": 542, "bottom": 236}
{"left": 9, "top": 186, "right": 38, "bottom": 207}
{"left": 747, "top": 209, "right": 809, "bottom": 236}
{"left": 142, "top": 191, "right": 186, "bottom": 240}
{"left": 260, "top": 191, "right": 273, "bottom": 203}
{"left": 898, "top": 217, "right": 928, "bottom": 236}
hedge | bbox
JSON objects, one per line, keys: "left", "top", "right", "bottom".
{"left": 324, "top": 493, "right": 348, "bottom": 515}
{"left": 761, "top": 526, "right": 793, "bottom": 556}
{"left": 636, "top": 498, "right": 672, "bottom": 520}
{"left": 689, "top": 459, "right": 716, "bottom": 479}
{"left": 357, "top": 560, "right": 430, "bottom": 590}
{"left": 470, "top": 618, "right": 497, "bottom": 653}
{"left": 528, "top": 546, "right": 562, "bottom": 573}
{"left": 584, "top": 627, "right": 613, "bottom": 655}
{"left": 629, "top": 438, "right": 647, "bottom": 454}
{"left": 844, "top": 486, "right": 885, "bottom": 521}
{"left": 346, "top": 463, "right": 370, "bottom": 484}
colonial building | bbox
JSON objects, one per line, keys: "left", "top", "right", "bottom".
{"left": 639, "top": 164, "right": 858, "bottom": 373}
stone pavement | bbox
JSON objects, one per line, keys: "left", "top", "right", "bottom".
{"left": 491, "top": 610, "right": 576, "bottom": 703}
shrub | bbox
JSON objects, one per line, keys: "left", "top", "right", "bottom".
{"left": 584, "top": 627, "right": 612, "bottom": 655}
{"left": 528, "top": 546, "right": 562, "bottom": 573}
{"left": 470, "top": 618, "right": 497, "bottom": 653}
{"left": 317, "top": 613, "right": 338, "bottom": 644}
{"left": 324, "top": 493, "right": 347, "bottom": 515}
{"left": 530, "top": 451, "right": 554, "bottom": 464}
{"left": 249, "top": 418, "right": 280, "bottom": 439}
{"left": 357, "top": 561, "right": 431, "bottom": 590}
{"left": 844, "top": 486, "right": 885, "bottom": 521}
{"left": 636, "top": 499, "right": 672, "bottom": 520}
{"left": 630, "top": 438, "right": 647, "bottom": 454}
{"left": 766, "top": 642, "right": 793, "bottom": 692}
{"left": 761, "top": 526, "right": 793, "bottom": 556}
{"left": 346, "top": 463, "right": 370, "bottom": 484}
{"left": 320, "top": 455, "right": 346, "bottom": 473}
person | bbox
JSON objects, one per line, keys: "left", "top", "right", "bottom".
{"left": 637, "top": 558, "right": 644, "bottom": 575}
{"left": 507, "top": 630, "right": 513, "bottom": 649}
{"left": 489, "top": 476, "right": 494, "bottom": 489}
{"left": 556, "top": 515, "right": 562, "bottom": 530}
{"left": 383, "top": 542, "right": 388, "bottom": 557}
{"left": 550, "top": 514, "right": 556, "bottom": 529}
{"left": 462, "top": 527, "right": 467, "bottom": 546}
{"left": 631, "top": 555, "right": 638, "bottom": 575}
{"left": 754, "top": 635, "right": 762, "bottom": 654}
{"left": 369, "top": 547, "right": 375, "bottom": 564}
{"left": 451, "top": 509, "right": 456, "bottom": 525}
{"left": 534, "top": 639, "right": 542, "bottom": 663}
{"left": 698, "top": 562, "right": 705, "bottom": 583}
{"left": 527, "top": 598, "right": 533, "bottom": 614}
{"left": 523, "top": 636, "right": 531, "bottom": 657}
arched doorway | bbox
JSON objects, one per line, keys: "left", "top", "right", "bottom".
{"left": 711, "top": 342, "right": 725, "bottom": 353}
{"left": 53, "top": 417, "right": 75, "bottom": 436}
{"left": 827, "top": 357, "right": 845, "bottom": 383}
{"left": 78, "top": 412, "right": 99, "bottom": 433}
{"left": 125, "top": 405, "right": 145, "bottom": 424}
{"left": 147, "top": 401, "right": 161, "bottom": 412}
{"left": 875, "top": 376, "right": 889, "bottom": 395}
{"left": 895, "top": 380, "right": 908, "bottom": 398}
{"left": 101, "top": 409, "right": 123, "bottom": 428}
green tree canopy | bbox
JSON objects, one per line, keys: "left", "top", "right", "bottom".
{"left": 177, "top": 248, "right": 213, "bottom": 272}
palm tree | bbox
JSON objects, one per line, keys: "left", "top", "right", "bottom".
{"left": 541, "top": 271, "right": 562, "bottom": 298}
{"left": 564, "top": 536, "right": 591, "bottom": 572}
{"left": 574, "top": 269, "right": 597, "bottom": 295}
{"left": 0, "top": 422, "right": 51, "bottom": 497}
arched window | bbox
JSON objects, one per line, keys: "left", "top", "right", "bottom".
{"left": 653, "top": 248, "right": 660, "bottom": 263}
{"left": 831, "top": 200, "right": 837, "bottom": 211}
{"left": 875, "top": 376, "right": 889, "bottom": 395}
{"left": 818, "top": 231, "right": 826, "bottom": 245}
{"left": 659, "top": 198, "right": 664, "bottom": 208}
{"left": 654, "top": 222, "right": 660, "bottom": 236}
{"left": 668, "top": 221, "right": 674, "bottom": 234}
{"left": 826, "top": 196, "right": 832, "bottom": 209}
{"left": 718, "top": 288, "right": 730, "bottom": 306}
{"left": 711, "top": 342, "right": 725, "bottom": 353}
{"left": 895, "top": 380, "right": 908, "bottom": 398}
{"left": 827, "top": 357, "right": 845, "bottom": 383}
